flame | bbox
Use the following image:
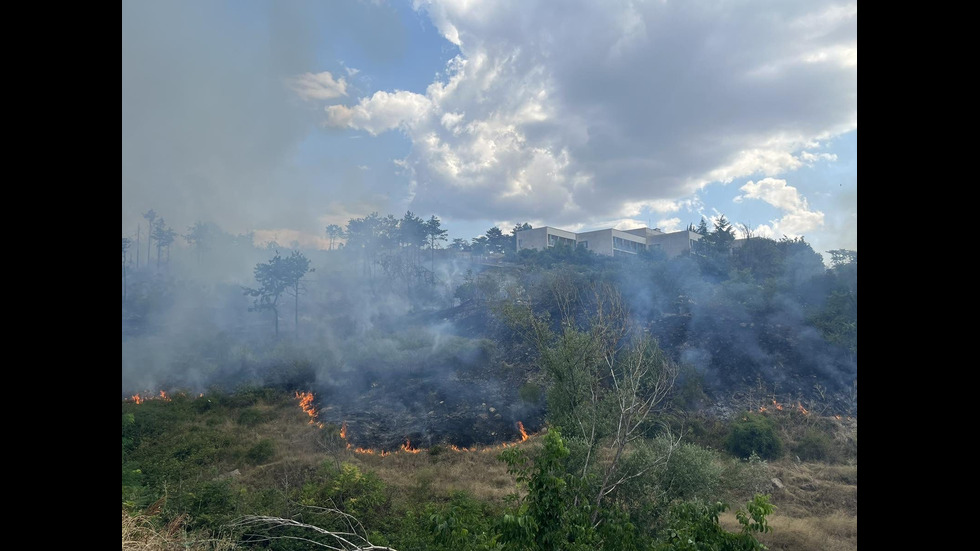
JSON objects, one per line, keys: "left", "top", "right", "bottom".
{"left": 302, "top": 406, "right": 537, "bottom": 457}
{"left": 773, "top": 400, "right": 783, "bottom": 411}
{"left": 126, "top": 391, "right": 174, "bottom": 404}
{"left": 294, "top": 391, "right": 325, "bottom": 429}
{"left": 797, "top": 402, "right": 809, "bottom": 415}
{"left": 518, "top": 421, "right": 529, "bottom": 442}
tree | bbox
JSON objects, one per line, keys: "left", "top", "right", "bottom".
{"left": 142, "top": 209, "right": 157, "bottom": 267}
{"left": 486, "top": 226, "right": 509, "bottom": 254}
{"left": 122, "top": 237, "right": 132, "bottom": 302}
{"left": 184, "top": 221, "right": 214, "bottom": 265}
{"left": 325, "top": 224, "right": 345, "bottom": 251}
{"left": 501, "top": 279, "right": 680, "bottom": 528}
{"left": 471, "top": 235, "right": 489, "bottom": 257}
{"left": 424, "top": 215, "right": 448, "bottom": 271}
{"left": 151, "top": 218, "right": 177, "bottom": 268}
{"left": 828, "top": 249, "right": 857, "bottom": 270}
{"left": 244, "top": 250, "right": 314, "bottom": 337}
{"left": 654, "top": 494, "right": 773, "bottom": 551}
{"left": 692, "top": 216, "right": 736, "bottom": 280}
{"left": 511, "top": 222, "right": 532, "bottom": 252}
{"left": 449, "top": 238, "right": 471, "bottom": 252}
{"left": 498, "top": 429, "right": 598, "bottom": 550}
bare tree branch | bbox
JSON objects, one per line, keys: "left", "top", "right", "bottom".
{"left": 229, "top": 509, "right": 397, "bottom": 551}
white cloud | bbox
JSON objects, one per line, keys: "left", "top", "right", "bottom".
{"left": 336, "top": 0, "right": 856, "bottom": 232}
{"left": 327, "top": 90, "right": 432, "bottom": 136}
{"left": 736, "top": 178, "right": 825, "bottom": 237}
{"left": 289, "top": 71, "right": 348, "bottom": 101}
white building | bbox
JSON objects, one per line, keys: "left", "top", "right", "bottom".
{"left": 516, "top": 226, "right": 701, "bottom": 258}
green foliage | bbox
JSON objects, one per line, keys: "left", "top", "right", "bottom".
{"left": 692, "top": 215, "right": 736, "bottom": 280}
{"left": 243, "top": 250, "right": 314, "bottom": 336}
{"left": 654, "top": 494, "right": 774, "bottom": 551}
{"left": 427, "top": 491, "right": 503, "bottom": 551}
{"left": 245, "top": 439, "right": 276, "bottom": 464}
{"left": 725, "top": 413, "right": 784, "bottom": 460}
{"left": 498, "top": 429, "right": 598, "bottom": 551}
{"left": 660, "top": 442, "right": 725, "bottom": 504}
{"left": 719, "top": 453, "right": 772, "bottom": 503}
{"left": 300, "top": 462, "right": 392, "bottom": 528}
{"left": 236, "top": 407, "right": 267, "bottom": 427}
{"left": 792, "top": 427, "right": 834, "bottom": 462}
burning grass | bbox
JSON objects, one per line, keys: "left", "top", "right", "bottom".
{"left": 124, "top": 388, "right": 855, "bottom": 551}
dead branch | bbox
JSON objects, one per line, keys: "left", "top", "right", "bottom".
{"left": 229, "top": 509, "right": 397, "bottom": 551}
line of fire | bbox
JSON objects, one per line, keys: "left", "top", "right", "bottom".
{"left": 295, "top": 390, "right": 531, "bottom": 456}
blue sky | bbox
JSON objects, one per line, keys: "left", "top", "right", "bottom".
{"left": 122, "top": 0, "right": 857, "bottom": 264}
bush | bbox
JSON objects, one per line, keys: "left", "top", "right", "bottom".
{"left": 725, "top": 413, "right": 783, "bottom": 460}
{"left": 793, "top": 428, "right": 834, "bottom": 462}
{"left": 237, "top": 407, "right": 267, "bottom": 427}
{"left": 246, "top": 439, "right": 276, "bottom": 465}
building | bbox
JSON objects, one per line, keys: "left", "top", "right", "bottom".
{"left": 515, "top": 225, "right": 701, "bottom": 258}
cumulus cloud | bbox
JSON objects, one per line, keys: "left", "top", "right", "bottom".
{"left": 332, "top": 0, "right": 856, "bottom": 230}
{"left": 735, "top": 177, "right": 825, "bottom": 237}
{"left": 327, "top": 90, "right": 432, "bottom": 135}
{"left": 289, "top": 71, "right": 348, "bottom": 101}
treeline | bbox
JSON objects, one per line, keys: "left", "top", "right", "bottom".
{"left": 122, "top": 208, "right": 856, "bottom": 405}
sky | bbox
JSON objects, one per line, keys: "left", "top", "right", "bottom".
{"left": 122, "top": 0, "right": 857, "bottom": 264}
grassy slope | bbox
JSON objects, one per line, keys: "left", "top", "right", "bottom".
{"left": 122, "top": 389, "right": 856, "bottom": 551}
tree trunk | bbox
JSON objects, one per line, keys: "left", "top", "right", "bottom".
{"left": 136, "top": 225, "right": 141, "bottom": 270}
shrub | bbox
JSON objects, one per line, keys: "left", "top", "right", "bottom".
{"left": 246, "top": 439, "right": 276, "bottom": 465}
{"left": 725, "top": 413, "right": 783, "bottom": 460}
{"left": 793, "top": 428, "right": 834, "bottom": 462}
{"left": 237, "top": 407, "right": 266, "bottom": 427}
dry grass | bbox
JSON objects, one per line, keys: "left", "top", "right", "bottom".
{"left": 341, "top": 437, "right": 540, "bottom": 504}
{"left": 122, "top": 510, "right": 236, "bottom": 550}
{"left": 717, "top": 453, "right": 857, "bottom": 551}
{"left": 720, "top": 511, "right": 857, "bottom": 551}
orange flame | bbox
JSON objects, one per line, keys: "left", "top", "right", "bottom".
{"left": 127, "top": 391, "right": 173, "bottom": 404}
{"left": 305, "top": 412, "right": 536, "bottom": 457}
{"left": 773, "top": 400, "right": 783, "bottom": 411}
{"left": 294, "top": 391, "right": 325, "bottom": 428}
{"left": 797, "top": 402, "right": 809, "bottom": 415}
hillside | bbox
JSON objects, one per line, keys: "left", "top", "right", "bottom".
{"left": 122, "top": 387, "right": 855, "bottom": 551}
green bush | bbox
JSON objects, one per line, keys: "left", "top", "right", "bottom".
{"left": 237, "top": 407, "right": 269, "bottom": 427}
{"left": 793, "top": 428, "right": 834, "bottom": 462}
{"left": 246, "top": 439, "right": 276, "bottom": 465}
{"left": 725, "top": 413, "right": 783, "bottom": 460}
